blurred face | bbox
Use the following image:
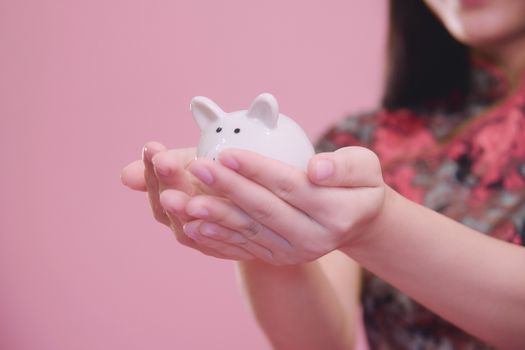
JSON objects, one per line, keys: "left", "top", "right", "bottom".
{"left": 423, "top": 0, "right": 525, "bottom": 48}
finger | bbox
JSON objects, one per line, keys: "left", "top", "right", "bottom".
{"left": 216, "top": 148, "right": 320, "bottom": 207}
{"left": 121, "top": 160, "right": 146, "bottom": 191}
{"left": 198, "top": 221, "right": 250, "bottom": 245}
{"left": 167, "top": 215, "right": 199, "bottom": 247}
{"left": 152, "top": 148, "right": 196, "bottom": 195}
{"left": 166, "top": 216, "right": 240, "bottom": 259}
{"left": 170, "top": 212, "right": 251, "bottom": 260}
{"left": 214, "top": 149, "right": 343, "bottom": 223}
{"left": 185, "top": 194, "right": 293, "bottom": 252}
{"left": 143, "top": 141, "right": 167, "bottom": 164}
{"left": 159, "top": 189, "right": 194, "bottom": 223}
{"left": 308, "top": 147, "right": 382, "bottom": 187}
{"left": 210, "top": 149, "right": 377, "bottom": 245}
{"left": 187, "top": 157, "right": 326, "bottom": 252}
{"left": 143, "top": 141, "right": 170, "bottom": 225}
{"left": 183, "top": 221, "right": 256, "bottom": 261}
{"left": 217, "top": 148, "right": 381, "bottom": 216}
{"left": 197, "top": 222, "right": 274, "bottom": 263}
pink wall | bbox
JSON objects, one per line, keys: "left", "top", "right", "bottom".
{"left": 0, "top": 0, "right": 386, "bottom": 349}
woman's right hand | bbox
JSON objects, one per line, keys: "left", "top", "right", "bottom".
{"left": 120, "top": 141, "right": 257, "bottom": 261}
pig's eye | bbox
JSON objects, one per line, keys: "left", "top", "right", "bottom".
{"left": 216, "top": 127, "right": 222, "bottom": 133}
{"left": 234, "top": 128, "right": 241, "bottom": 134}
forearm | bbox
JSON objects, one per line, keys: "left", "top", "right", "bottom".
{"left": 236, "top": 259, "right": 356, "bottom": 350}
{"left": 341, "top": 187, "right": 525, "bottom": 349}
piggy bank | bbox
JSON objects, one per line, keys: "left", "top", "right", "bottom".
{"left": 191, "top": 93, "right": 315, "bottom": 170}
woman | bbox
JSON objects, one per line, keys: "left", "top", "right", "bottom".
{"left": 121, "top": 0, "right": 525, "bottom": 348}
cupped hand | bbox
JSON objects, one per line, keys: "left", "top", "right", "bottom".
{"left": 120, "top": 141, "right": 258, "bottom": 261}
{"left": 181, "top": 146, "right": 387, "bottom": 265}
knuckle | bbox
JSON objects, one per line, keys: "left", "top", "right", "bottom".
{"left": 242, "top": 220, "right": 265, "bottom": 238}
{"left": 359, "top": 148, "right": 382, "bottom": 176}
{"left": 326, "top": 211, "right": 355, "bottom": 235}
{"left": 362, "top": 148, "right": 380, "bottom": 169}
{"left": 366, "top": 147, "right": 380, "bottom": 163}
{"left": 331, "top": 220, "right": 352, "bottom": 236}
{"left": 273, "top": 170, "right": 300, "bottom": 199}
{"left": 249, "top": 203, "right": 275, "bottom": 223}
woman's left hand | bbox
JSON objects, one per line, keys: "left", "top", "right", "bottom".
{"left": 172, "top": 146, "right": 386, "bottom": 265}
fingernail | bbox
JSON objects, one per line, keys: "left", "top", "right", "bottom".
{"left": 219, "top": 153, "right": 240, "bottom": 171}
{"left": 142, "top": 145, "right": 155, "bottom": 162}
{"left": 186, "top": 206, "right": 209, "bottom": 218}
{"left": 200, "top": 224, "right": 218, "bottom": 237}
{"left": 315, "top": 159, "right": 334, "bottom": 181}
{"left": 142, "top": 145, "right": 150, "bottom": 161}
{"left": 189, "top": 164, "right": 214, "bottom": 185}
{"left": 183, "top": 222, "right": 199, "bottom": 240}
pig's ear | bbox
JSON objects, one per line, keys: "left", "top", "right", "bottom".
{"left": 191, "top": 96, "right": 224, "bottom": 130}
{"left": 246, "top": 93, "right": 279, "bottom": 129}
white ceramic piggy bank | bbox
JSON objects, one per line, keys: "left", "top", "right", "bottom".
{"left": 191, "top": 93, "right": 315, "bottom": 170}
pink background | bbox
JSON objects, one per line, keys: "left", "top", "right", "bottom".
{"left": 0, "top": 0, "right": 386, "bottom": 349}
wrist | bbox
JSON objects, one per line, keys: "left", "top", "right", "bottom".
{"left": 339, "top": 185, "right": 401, "bottom": 254}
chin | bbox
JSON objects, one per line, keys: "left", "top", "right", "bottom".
{"left": 426, "top": 0, "right": 525, "bottom": 48}
{"left": 452, "top": 25, "right": 525, "bottom": 51}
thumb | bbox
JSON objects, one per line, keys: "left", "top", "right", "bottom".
{"left": 307, "top": 146, "right": 383, "bottom": 188}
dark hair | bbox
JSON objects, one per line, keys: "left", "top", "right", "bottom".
{"left": 382, "top": 0, "right": 470, "bottom": 110}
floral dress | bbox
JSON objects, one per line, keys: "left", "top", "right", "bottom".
{"left": 316, "top": 60, "right": 525, "bottom": 349}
